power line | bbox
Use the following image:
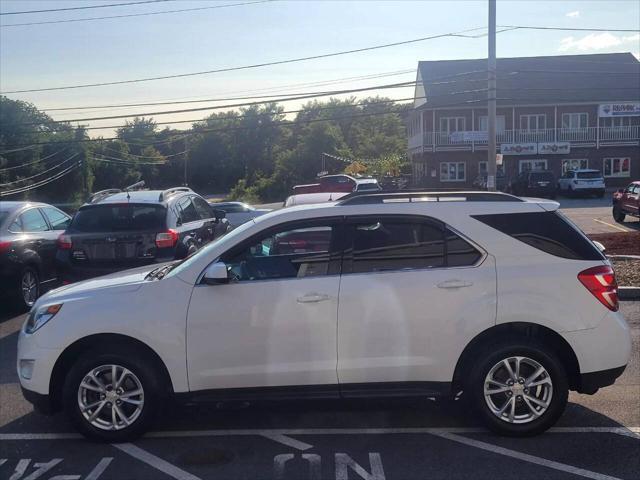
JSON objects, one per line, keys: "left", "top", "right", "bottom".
{"left": 0, "top": 161, "right": 82, "bottom": 196}
{"left": 499, "top": 25, "right": 640, "bottom": 33}
{"left": 0, "top": 27, "right": 487, "bottom": 94}
{"left": 0, "top": 147, "right": 69, "bottom": 172}
{"left": 99, "top": 148, "right": 188, "bottom": 159}
{"left": 0, "top": 0, "right": 171, "bottom": 15}
{"left": 8, "top": 80, "right": 419, "bottom": 126}
{"left": 0, "top": 144, "right": 40, "bottom": 154}
{"left": 0, "top": 153, "right": 80, "bottom": 186}
{"left": 90, "top": 156, "right": 166, "bottom": 166}
{"left": 0, "top": 0, "right": 273, "bottom": 27}
{"left": 41, "top": 69, "right": 417, "bottom": 112}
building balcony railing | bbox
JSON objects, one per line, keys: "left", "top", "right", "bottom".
{"left": 408, "top": 125, "right": 640, "bottom": 150}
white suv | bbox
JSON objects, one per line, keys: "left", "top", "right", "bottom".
{"left": 557, "top": 169, "right": 606, "bottom": 198}
{"left": 17, "top": 191, "right": 631, "bottom": 441}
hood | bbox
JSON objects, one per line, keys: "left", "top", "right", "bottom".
{"left": 36, "top": 263, "right": 160, "bottom": 306}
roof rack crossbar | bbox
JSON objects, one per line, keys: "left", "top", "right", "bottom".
{"left": 158, "top": 186, "right": 192, "bottom": 201}
{"left": 88, "top": 188, "right": 121, "bottom": 204}
{"left": 337, "top": 190, "right": 523, "bottom": 205}
{"left": 124, "top": 180, "right": 146, "bottom": 191}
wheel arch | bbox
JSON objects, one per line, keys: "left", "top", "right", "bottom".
{"left": 49, "top": 333, "right": 174, "bottom": 411}
{"left": 452, "top": 322, "right": 581, "bottom": 393}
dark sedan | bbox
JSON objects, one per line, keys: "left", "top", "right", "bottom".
{"left": 0, "top": 201, "right": 71, "bottom": 310}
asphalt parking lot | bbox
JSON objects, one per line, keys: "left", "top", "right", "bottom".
{"left": 556, "top": 196, "right": 639, "bottom": 235}
{"left": 0, "top": 301, "right": 638, "bottom": 480}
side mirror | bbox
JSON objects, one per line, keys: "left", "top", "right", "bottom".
{"left": 593, "top": 241, "right": 606, "bottom": 254}
{"left": 202, "top": 261, "right": 228, "bottom": 284}
{"left": 213, "top": 209, "right": 226, "bottom": 220}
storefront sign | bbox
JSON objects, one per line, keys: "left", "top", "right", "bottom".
{"left": 501, "top": 143, "right": 537, "bottom": 155}
{"left": 599, "top": 103, "right": 640, "bottom": 117}
{"left": 538, "top": 142, "right": 570, "bottom": 154}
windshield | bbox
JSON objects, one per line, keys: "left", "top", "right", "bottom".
{"left": 166, "top": 217, "right": 258, "bottom": 278}
{"left": 577, "top": 171, "right": 602, "bottom": 179}
{"left": 70, "top": 204, "right": 166, "bottom": 233}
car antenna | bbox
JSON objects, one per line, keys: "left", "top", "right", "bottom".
{"left": 123, "top": 180, "right": 145, "bottom": 201}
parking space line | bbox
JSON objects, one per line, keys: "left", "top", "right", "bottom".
{"left": 85, "top": 457, "right": 113, "bottom": 480}
{"left": 112, "top": 442, "right": 202, "bottom": 480}
{"left": 432, "top": 431, "right": 621, "bottom": 480}
{"left": 592, "top": 218, "right": 631, "bottom": 233}
{"left": 3, "top": 426, "right": 639, "bottom": 441}
{"left": 260, "top": 433, "right": 314, "bottom": 451}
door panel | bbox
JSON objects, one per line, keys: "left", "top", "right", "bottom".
{"left": 187, "top": 276, "right": 340, "bottom": 391}
{"left": 336, "top": 216, "right": 496, "bottom": 386}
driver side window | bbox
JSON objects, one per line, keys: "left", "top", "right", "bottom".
{"left": 223, "top": 223, "right": 337, "bottom": 282}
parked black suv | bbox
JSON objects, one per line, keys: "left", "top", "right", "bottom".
{"left": 0, "top": 201, "right": 72, "bottom": 310}
{"left": 509, "top": 170, "right": 557, "bottom": 199}
{"left": 56, "top": 186, "right": 229, "bottom": 282}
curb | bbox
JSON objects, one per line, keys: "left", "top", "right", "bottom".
{"left": 619, "top": 287, "right": 640, "bottom": 301}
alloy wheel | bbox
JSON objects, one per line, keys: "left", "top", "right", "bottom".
{"left": 21, "top": 270, "right": 38, "bottom": 307}
{"left": 483, "top": 356, "right": 553, "bottom": 424}
{"left": 77, "top": 364, "right": 145, "bottom": 431}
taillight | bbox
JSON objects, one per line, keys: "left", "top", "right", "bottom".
{"left": 0, "top": 240, "right": 12, "bottom": 254}
{"left": 578, "top": 265, "right": 618, "bottom": 311}
{"left": 57, "top": 234, "right": 72, "bottom": 250}
{"left": 155, "top": 229, "right": 178, "bottom": 248}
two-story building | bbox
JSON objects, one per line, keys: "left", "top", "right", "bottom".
{"left": 407, "top": 52, "right": 640, "bottom": 188}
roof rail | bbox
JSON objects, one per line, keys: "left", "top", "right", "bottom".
{"left": 88, "top": 188, "right": 121, "bottom": 204}
{"left": 158, "top": 186, "right": 192, "bottom": 202}
{"left": 337, "top": 190, "right": 523, "bottom": 205}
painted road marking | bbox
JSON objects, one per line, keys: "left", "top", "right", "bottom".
{"left": 112, "top": 443, "right": 201, "bottom": 480}
{"left": 262, "top": 433, "right": 314, "bottom": 451}
{"left": 433, "top": 431, "right": 621, "bottom": 480}
{"left": 593, "top": 218, "right": 631, "bottom": 233}
{"left": 1, "top": 426, "right": 639, "bottom": 441}
{"left": 1, "top": 457, "right": 112, "bottom": 480}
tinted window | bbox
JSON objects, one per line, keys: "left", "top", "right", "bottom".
{"left": 224, "top": 224, "right": 335, "bottom": 281}
{"left": 177, "top": 197, "right": 199, "bottom": 223}
{"left": 192, "top": 197, "right": 213, "bottom": 220}
{"left": 446, "top": 228, "right": 482, "bottom": 266}
{"left": 356, "top": 183, "right": 380, "bottom": 191}
{"left": 19, "top": 208, "right": 49, "bottom": 232}
{"left": 41, "top": 207, "right": 71, "bottom": 230}
{"left": 348, "top": 220, "right": 445, "bottom": 273}
{"left": 472, "top": 211, "right": 604, "bottom": 260}
{"left": 577, "top": 171, "right": 601, "bottom": 179}
{"left": 70, "top": 204, "right": 166, "bottom": 232}
{"left": 529, "top": 172, "right": 554, "bottom": 182}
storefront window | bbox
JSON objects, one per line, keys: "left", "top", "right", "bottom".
{"left": 440, "top": 162, "right": 465, "bottom": 182}
{"left": 562, "top": 159, "right": 588, "bottom": 173}
{"left": 603, "top": 158, "right": 630, "bottom": 177}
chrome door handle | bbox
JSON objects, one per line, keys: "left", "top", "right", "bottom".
{"left": 297, "top": 293, "right": 330, "bottom": 304}
{"left": 437, "top": 280, "right": 473, "bottom": 289}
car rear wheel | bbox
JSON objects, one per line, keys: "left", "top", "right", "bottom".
{"left": 63, "top": 348, "right": 162, "bottom": 442}
{"left": 613, "top": 206, "right": 626, "bottom": 223}
{"left": 468, "top": 342, "right": 568, "bottom": 436}
{"left": 18, "top": 267, "right": 40, "bottom": 310}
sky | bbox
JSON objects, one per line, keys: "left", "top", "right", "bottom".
{"left": 1, "top": 0, "right": 639, "bottom": 136}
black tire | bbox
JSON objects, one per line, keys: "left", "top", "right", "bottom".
{"left": 467, "top": 340, "right": 568, "bottom": 437}
{"left": 62, "top": 346, "right": 162, "bottom": 442}
{"left": 17, "top": 266, "right": 40, "bottom": 311}
{"left": 613, "top": 207, "right": 626, "bottom": 223}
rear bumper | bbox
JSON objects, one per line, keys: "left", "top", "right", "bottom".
{"left": 572, "top": 188, "right": 605, "bottom": 195}
{"left": 578, "top": 365, "right": 626, "bottom": 394}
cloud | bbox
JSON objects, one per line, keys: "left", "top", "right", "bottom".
{"left": 565, "top": 11, "right": 580, "bottom": 18}
{"left": 558, "top": 32, "right": 640, "bottom": 52}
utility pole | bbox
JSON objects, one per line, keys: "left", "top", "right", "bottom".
{"left": 183, "top": 135, "right": 189, "bottom": 186}
{"left": 487, "top": 0, "right": 497, "bottom": 191}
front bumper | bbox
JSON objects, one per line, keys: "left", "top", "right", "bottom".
{"left": 21, "top": 386, "right": 56, "bottom": 414}
{"left": 578, "top": 365, "right": 626, "bottom": 394}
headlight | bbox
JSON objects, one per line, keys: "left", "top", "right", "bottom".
{"left": 25, "top": 304, "right": 63, "bottom": 334}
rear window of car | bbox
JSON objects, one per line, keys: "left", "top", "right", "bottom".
{"left": 472, "top": 211, "right": 604, "bottom": 261}
{"left": 70, "top": 204, "right": 166, "bottom": 232}
{"left": 356, "top": 183, "right": 380, "bottom": 191}
{"left": 529, "top": 172, "right": 554, "bottom": 182}
{"left": 577, "top": 171, "right": 602, "bottom": 179}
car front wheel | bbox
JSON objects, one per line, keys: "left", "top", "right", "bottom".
{"left": 469, "top": 342, "right": 568, "bottom": 436}
{"left": 63, "top": 348, "right": 161, "bottom": 442}
{"left": 18, "top": 267, "right": 40, "bottom": 310}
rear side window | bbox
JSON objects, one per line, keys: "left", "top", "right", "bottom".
{"left": 41, "top": 206, "right": 71, "bottom": 230}
{"left": 19, "top": 208, "right": 49, "bottom": 232}
{"left": 472, "top": 211, "right": 604, "bottom": 260}
{"left": 577, "top": 171, "right": 602, "bottom": 179}
{"left": 344, "top": 218, "right": 482, "bottom": 274}
{"left": 70, "top": 204, "right": 166, "bottom": 232}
